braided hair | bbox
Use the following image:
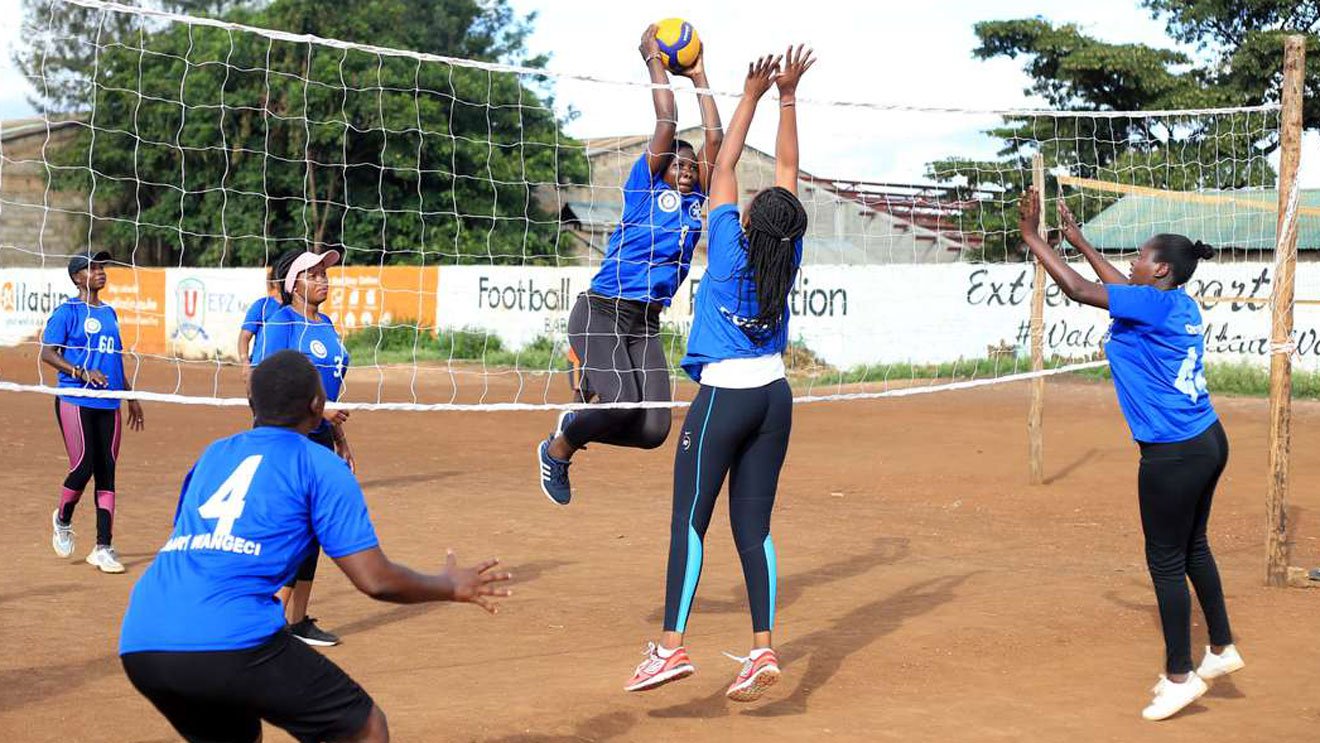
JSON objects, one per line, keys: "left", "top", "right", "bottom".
{"left": 737, "top": 186, "right": 808, "bottom": 344}
{"left": 1150, "top": 234, "right": 1215, "bottom": 286}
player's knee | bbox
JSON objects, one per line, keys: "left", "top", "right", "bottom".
{"left": 638, "top": 410, "right": 672, "bottom": 449}
{"left": 342, "top": 704, "right": 388, "bottom": 743}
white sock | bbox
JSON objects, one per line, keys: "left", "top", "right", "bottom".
{"left": 656, "top": 644, "right": 678, "bottom": 658}
{"left": 748, "top": 647, "right": 773, "bottom": 659}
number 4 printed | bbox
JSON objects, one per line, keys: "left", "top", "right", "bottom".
{"left": 1175, "top": 347, "right": 1208, "bottom": 403}
{"left": 198, "top": 455, "right": 263, "bottom": 538}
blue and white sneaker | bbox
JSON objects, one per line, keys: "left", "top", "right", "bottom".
{"left": 555, "top": 409, "right": 577, "bottom": 441}
{"left": 537, "top": 437, "right": 573, "bottom": 506}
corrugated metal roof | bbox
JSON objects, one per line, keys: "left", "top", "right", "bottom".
{"left": 1082, "top": 189, "right": 1320, "bottom": 252}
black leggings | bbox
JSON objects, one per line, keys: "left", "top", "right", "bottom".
{"left": 562, "top": 293, "right": 672, "bottom": 450}
{"left": 54, "top": 399, "right": 120, "bottom": 546}
{"left": 664, "top": 380, "right": 792, "bottom": 634}
{"left": 1138, "top": 420, "right": 1233, "bottom": 675}
{"left": 284, "top": 427, "right": 336, "bottom": 588}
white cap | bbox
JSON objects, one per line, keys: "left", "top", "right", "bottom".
{"left": 283, "top": 250, "right": 341, "bottom": 295}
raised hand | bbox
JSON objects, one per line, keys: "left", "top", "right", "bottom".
{"left": 1057, "top": 201, "right": 1083, "bottom": 243}
{"left": 675, "top": 45, "right": 705, "bottom": 80}
{"left": 639, "top": 24, "right": 661, "bottom": 63}
{"left": 775, "top": 44, "right": 815, "bottom": 98}
{"left": 1019, "top": 186, "right": 1042, "bottom": 236}
{"left": 744, "top": 54, "right": 781, "bottom": 100}
{"left": 443, "top": 550, "right": 513, "bottom": 614}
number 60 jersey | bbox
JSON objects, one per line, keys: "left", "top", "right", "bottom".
{"left": 119, "top": 426, "right": 379, "bottom": 654}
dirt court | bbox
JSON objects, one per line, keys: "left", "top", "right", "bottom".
{"left": 1, "top": 346, "right": 1319, "bottom": 742}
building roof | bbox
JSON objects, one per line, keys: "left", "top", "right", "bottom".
{"left": 1082, "top": 188, "right": 1320, "bottom": 252}
{"left": 1, "top": 117, "right": 85, "bottom": 144}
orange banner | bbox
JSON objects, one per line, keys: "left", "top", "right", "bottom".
{"left": 104, "top": 267, "right": 167, "bottom": 357}
{"left": 324, "top": 266, "right": 437, "bottom": 332}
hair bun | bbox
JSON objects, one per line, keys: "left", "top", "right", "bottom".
{"left": 1193, "top": 240, "right": 1215, "bottom": 260}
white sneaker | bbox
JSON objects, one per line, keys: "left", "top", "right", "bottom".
{"left": 85, "top": 545, "right": 125, "bottom": 574}
{"left": 1142, "top": 674, "right": 1208, "bottom": 721}
{"left": 1196, "top": 645, "right": 1245, "bottom": 680}
{"left": 51, "top": 510, "right": 75, "bottom": 558}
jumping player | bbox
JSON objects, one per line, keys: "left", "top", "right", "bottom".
{"left": 236, "top": 251, "right": 297, "bottom": 383}
{"left": 120, "top": 350, "right": 511, "bottom": 743}
{"left": 41, "top": 250, "right": 146, "bottom": 574}
{"left": 625, "top": 46, "right": 813, "bottom": 702}
{"left": 536, "top": 24, "right": 724, "bottom": 505}
{"left": 253, "top": 248, "right": 353, "bottom": 646}
{"left": 1021, "top": 190, "right": 1245, "bottom": 721}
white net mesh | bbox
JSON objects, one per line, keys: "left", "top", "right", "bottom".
{"left": 0, "top": 0, "right": 1296, "bottom": 411}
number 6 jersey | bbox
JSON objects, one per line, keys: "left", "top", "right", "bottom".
{"left": 119, "top": 426, "right": 379, "bottom": 653}
{"left": 1104, "top": 284, "right": 1218, "bottom": 444}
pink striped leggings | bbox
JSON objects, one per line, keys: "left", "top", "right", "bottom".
{"left": 54, "top": 399, "right": 120, "bottom": 546}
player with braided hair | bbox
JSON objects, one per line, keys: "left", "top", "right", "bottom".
{"left": 625, "top": 45, "right": 813, "bottom": 703}
{"left": 1022, "top": 189, "right": 1243, "bottom": 721}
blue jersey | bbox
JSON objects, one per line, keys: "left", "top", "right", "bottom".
{"left": 1104, "top": 284, "right": 1218, "bottom": 443}
{"left": 241, "top": 295, "right": 283, "bottom": 364}
{"left": 41, "top": 299, "right": 126, "bottom": 410}
{"left": 119, "top": 426, "right": 379, "bottom": 653}
{"left": 590, "top": 154, "right": 706, "bottom": 305}
{"left": 682, "top": 204, "right": 803, "bottom": 382}
{"left": 254, "top": 306, "right": 349, "bottom": 436}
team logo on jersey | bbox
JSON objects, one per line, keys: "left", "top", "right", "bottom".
{"left": 83, "top": 316, "right": 102, "bottom": 334}
{"left": 309, "top": 339, "right": 329, "bottom": 359}
{"left": 173, "top": 277, "right": 210, "bottom": 341}
{"left": 689, "top": 200, "right": 702, "bottom": 220}
{"left": 657, "top": 190, "right": 681, "bottom": 213}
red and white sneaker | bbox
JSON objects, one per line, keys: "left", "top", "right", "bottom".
{"left": 624, "top": 642, "right": 695, "bottom": 692}
{"left": 724, "top": 648, "right": 780, "bottom": 702}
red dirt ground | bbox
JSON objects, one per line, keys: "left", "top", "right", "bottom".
{"left": 1, "top": 346, "right": 1318, "bottom": 742}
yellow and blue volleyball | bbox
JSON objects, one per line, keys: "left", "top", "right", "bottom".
{"left": 654, "top": 18, "right": 701, "bottom": 73}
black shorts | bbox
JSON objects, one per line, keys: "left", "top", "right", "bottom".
{"left": 121, "top": 629, "right": 374, "bottom": 743}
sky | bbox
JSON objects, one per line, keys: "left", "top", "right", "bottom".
{"left": 2, "top": 0, "right": 1315, "bottom": 186}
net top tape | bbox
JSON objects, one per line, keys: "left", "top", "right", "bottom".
{"left": 50, "top": 0, "right": 1282, "bottom": 119}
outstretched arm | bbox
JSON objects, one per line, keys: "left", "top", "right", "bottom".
{"left": 772, "top": 45, "right": 815, "bottom": 194}
{"left": 710, "top": 54, "right": 781, "bottom": 210}
{"left": 1059, "top": 201, "right": 1127, "bottom": 285}
{"left": 335, "top": 547, "right": 512, "bottom": 613}
{"left": 1020, "top": 187, "right": 1108, "bottom": 309}
{"left": 675, "top": 49, "right": 723, "bottom": 193}
{"left": 639, "top": 25, "right": 678, "bottom": 177}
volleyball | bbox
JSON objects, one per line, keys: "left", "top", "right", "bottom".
{"left": 654, "top": 18, "right": 701, "bottom": 73}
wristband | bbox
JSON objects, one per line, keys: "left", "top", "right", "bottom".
{"left": 644, "top": 53, "right": 662, "bottom": 64}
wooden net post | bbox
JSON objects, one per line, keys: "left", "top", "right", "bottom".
{"left": 1029, "top": 154, "right": 1047, "bottom": 485}
{"left": 1265, "top": 35, "right": 1306, "bottom": 587}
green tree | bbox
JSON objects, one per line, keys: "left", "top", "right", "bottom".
{"left": 24, "top": 0, "right": 585, "bottom": 266}
{"left": 929, "top": 3, "right": 1317, "bottom": 261}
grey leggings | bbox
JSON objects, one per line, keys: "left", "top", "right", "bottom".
{"left": 562, "top": 293, "right": 673, "bottom": 450}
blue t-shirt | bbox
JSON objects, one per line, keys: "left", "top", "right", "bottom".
{"left": 589, "top": 154, "right": 706, "bottom": 305}
{"left": 253, "top": 306, "right": 349, "bottom": 436}
{"left": 241, "top": 295, "right": 283, "bottom": 364}
{"left": 682, "top": 204, "right": 803, "bottom": 382}
{"left": 41, "top": 299, "right": 127, "bottom": 410}
{"left": 119, "top": 426, "right": 379, "bottom": 653}
{"left": 1104, "top": 284, "right": 1218, "bottom": 443}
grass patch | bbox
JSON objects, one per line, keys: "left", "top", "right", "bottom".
{"left": 343, "top": 325, "right": 570, "bottom": 370}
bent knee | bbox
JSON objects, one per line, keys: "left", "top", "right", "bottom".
{"left": 638, "top": 410, "right": 672, "bottom": 449}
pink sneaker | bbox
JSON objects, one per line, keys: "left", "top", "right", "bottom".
{"left": 624, "top": 642, "right": 695, "bottom": 692}
{"left": 724, "top": 648, "right": 781, "bottom": 702}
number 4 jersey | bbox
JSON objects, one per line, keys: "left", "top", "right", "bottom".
{"left": 1104, "top": 284, "right": 1218, "bottom": 444}
{"left": 119, "top": 426, "right": 379, "bottom": 653}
